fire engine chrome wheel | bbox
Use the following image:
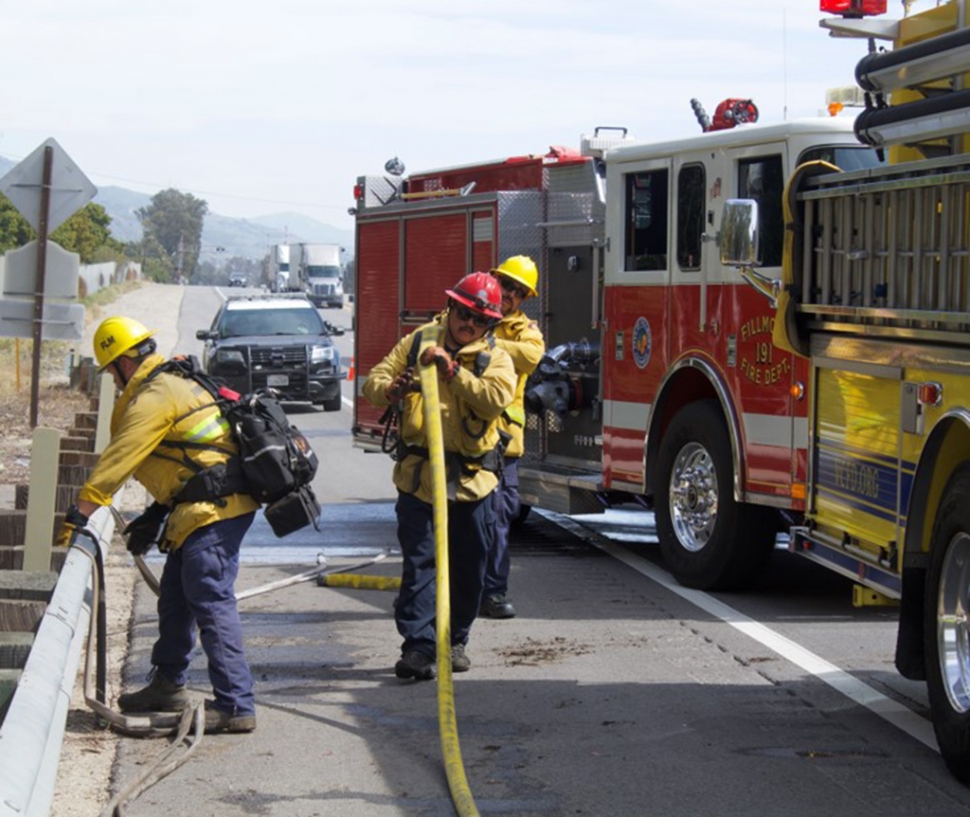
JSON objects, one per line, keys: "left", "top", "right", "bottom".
{"left": 937, "top": 531, "right": 970, "bottom": 715}
{"left": 654, "top": 399, "right": 775, "bottom": 591}
{"left": 925, "top": 464, "right": 970, "bottom": 783}
{"left": 668, "top": 442, "right": 718, "bottom": 553}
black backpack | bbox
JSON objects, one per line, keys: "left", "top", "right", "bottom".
{"left": 147, "top": 357, "right": 321, "bottom": 537}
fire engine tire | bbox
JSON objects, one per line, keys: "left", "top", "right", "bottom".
{"left": 654, "top": 399, "right": 775, "bottom": 591}
{"left": 924, "top": 463, "right": 970, "bottom": 783}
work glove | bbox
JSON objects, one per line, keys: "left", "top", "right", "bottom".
{"left": 419, "top": 346, "right": 459, "bottom": 381}
{"left": 56, "top": 505, "right": 89, "bottom": 548}
{"left": 384, "top": 367, "right": 417, "bottom": 402}
{"left": 123, "top": 501, "right": 170, "bottom": 557}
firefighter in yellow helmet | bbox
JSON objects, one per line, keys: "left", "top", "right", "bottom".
{"left": 58, "top": 316, "right": 260, "bottom": 733}
{"left": 482, "top": 256, "right": 545, "bottom": 619}
{"left": 363, "top": 272, "right": 516, "bottom": 680}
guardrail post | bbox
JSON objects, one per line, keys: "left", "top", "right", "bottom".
{"left": 94, "top": 372, "right": 114, "bottom": 454}
{"left": 22, "top": 429, "right": 60, "bottom": 573}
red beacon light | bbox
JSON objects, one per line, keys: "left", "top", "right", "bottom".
{"left": 820, "top": 0, "right": 887, "bottom": 17}
{"left": 691, "top": 98, "right": 759, "bottom": 133}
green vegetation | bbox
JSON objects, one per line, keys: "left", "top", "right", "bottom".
{"left": 126, "top": 189, "right": 208, "bottom": 283}
{"left": 0, "top": 194, "right": 124, "bottom": 262}
{"left": 0, "top": 186, "right": 212, "bottom": 286}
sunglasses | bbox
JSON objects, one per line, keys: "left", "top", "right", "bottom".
{"left": 498, "top": 277, "right": 529, "bottom": 299}
{"left": 452, "top": 303, "right": 492, "bottom": 327}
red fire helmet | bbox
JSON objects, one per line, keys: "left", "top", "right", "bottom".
{"left": 445, "top": 272, "right": 503, "bottom": 320}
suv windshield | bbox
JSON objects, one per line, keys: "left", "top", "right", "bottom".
{"left": 221, "top": 307, "right": 325, "bottom": 338}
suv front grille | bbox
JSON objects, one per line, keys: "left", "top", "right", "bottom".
{"left": 250, "top": 346, "right": 306, "bottom": 365}
{"left": 248, "top": 345, "right": 310, "bottom": 396}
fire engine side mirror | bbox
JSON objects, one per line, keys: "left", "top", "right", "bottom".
{"left": 719, "top": 198, "right": 760, "bottom": 267}
{"left": 720, "top": 198, "right": 781, "bottom": 308}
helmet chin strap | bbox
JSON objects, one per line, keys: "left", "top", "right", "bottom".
{"left": 112, "top": 357, "right": 133, "bottom": 388}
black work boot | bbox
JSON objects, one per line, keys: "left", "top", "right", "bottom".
{"left": 395, "top": 650, "right": 436, "bottom": 681}
{"left": 117, "top": 671, "right": 190, "bottom": 713}
{"left": 451, "top": 644, "right": 471, "bottom": 673}
{"left": 203, "top": 700, "right": 256, "bottom": 734}
{"left": 480, "top": 593, "right": 516, "bottom": 619}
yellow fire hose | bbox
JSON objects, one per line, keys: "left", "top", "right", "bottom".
{"left": 319, "top": 573, "right": 401, "bottom": 591}
{"left": 418, "top": 327, "right": 481, "bottom": 817}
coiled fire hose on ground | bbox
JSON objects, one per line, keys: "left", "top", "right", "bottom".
{"left": 69, "top": 511, "right": 401, "bottom": 816}
{"left": 418, "top": 327, "right": 481, "bottom": 817}
{"left": 68, "top": 529, "right": 202, "bottom": 817}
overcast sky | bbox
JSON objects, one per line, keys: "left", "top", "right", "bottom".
{"left": 0, "top": 0, "right": 924, "bottom": 231}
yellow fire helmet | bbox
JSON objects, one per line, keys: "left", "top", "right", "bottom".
{"left": 491, "top": 255, "right": 539, "bottom": 298}
{"left": 93, "top": 316, "right": 156, "bottom": 370}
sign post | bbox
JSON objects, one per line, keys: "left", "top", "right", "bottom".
{"left": 28, "top": 147, "right": 54, "bottom": 429}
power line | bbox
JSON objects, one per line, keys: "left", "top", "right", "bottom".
{"left": 0, "top": 152, "right": 348, "bottom": 212}
{"left": 88, "top": 169, "right": 349, "bottom": 211}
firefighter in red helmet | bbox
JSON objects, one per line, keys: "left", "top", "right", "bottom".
{"left": 363, "top": 272, "right": 516, "bottom": 680}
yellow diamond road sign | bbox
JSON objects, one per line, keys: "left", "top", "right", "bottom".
{"left": 0, "top": 137, "right": 96, "bottom": 233}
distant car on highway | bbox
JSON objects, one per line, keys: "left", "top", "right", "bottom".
{"left": 228, "top": 271, "right": 248, "bottom": 287}
{"left": 196, "top": 293, "right": 345, "bottom": 411}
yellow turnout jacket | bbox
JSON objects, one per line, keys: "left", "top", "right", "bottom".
{"left": 78, "top": 353, "right": 259, "bottom": 549}
{"left": 363, "top": 322, "right": 516, "bottom": 503}
{"left": 491, "top": 311, "right": 544, "bottom": 458}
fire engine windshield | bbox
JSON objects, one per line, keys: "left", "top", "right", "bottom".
{"left": 797, "top": 145, "right": 885, "bottom": 173}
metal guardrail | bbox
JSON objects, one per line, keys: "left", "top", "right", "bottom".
{"left": 0, "top": 505, "right": 116, "bottom": 817}
{"left": 0, "top": 373, "right": 117, "bottom": 817}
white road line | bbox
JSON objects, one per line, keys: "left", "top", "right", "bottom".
{"left": 342, "top": 395, "right": 353, "bottom": 409}
{"left": 544, "top": 511, "right": 940, "bottom": 753}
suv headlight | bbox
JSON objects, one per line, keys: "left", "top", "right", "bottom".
{"left": 215, "top": 349, "right": 245, "bottom": 365}
{"left": 310, "top": 345, "right": 334, "bottom": 363}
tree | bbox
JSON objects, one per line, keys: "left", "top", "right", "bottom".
{"left": 124, "top": 234, "right": 174, "bottom": 283}
{"left": 136, "top": 189, "right": 207, "bottom": 281}
{"left": 0, "top": 194, "right": 34, "bottom": 255}
{"left": 0, "top": 194, "right": 123, "bottom": 262}
{"left": 51, "top": 203, "right": 124, "bottom": 263}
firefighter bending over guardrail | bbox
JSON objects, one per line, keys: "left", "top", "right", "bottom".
{"left": 57, "top": 316, "right": 260, "bottom": 734}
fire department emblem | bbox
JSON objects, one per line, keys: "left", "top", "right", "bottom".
{"left": 632, "top": 316, "right": 652, "bottom": 370}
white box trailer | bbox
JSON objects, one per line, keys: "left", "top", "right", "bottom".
{"left": 264, "top": 243, "right": 291, "bottom": 291}
{"left": 292, "top": 243, "right": 344, "bottom": 308}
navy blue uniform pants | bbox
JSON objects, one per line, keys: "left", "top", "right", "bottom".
{"left": 485, "top": 457, "right": 519, "bottom": 597}
{"left": 394, "top": 490, "right": 493, "bottom": 659}
{"left": 152, "top": 512, "right": 256, "bottom": 716}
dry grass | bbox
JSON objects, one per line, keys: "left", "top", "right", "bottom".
{"left": 0, "top": 386, "right": 91, "bottom": 484}
{"left": 0, "top": 280, "right": 143, "bottom": 487}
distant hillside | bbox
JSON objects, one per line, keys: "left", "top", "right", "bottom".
{"left": 0, "top": 155, "right": 353, "bottom": 261}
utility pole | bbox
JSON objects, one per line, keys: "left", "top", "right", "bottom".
{"left": 175, "top": 232, "right": 185, "bottom": 284}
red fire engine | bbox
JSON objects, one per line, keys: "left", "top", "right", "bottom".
{"left": 351, "top": 112, "right": 881, "bottom": 591}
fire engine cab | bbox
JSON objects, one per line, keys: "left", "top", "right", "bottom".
{"left": 352, "top": 113, "right": 880, "bottom": 592}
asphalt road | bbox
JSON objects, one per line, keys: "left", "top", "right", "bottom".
{"left": 105, "top": 286, "right": 970, "bottom": 816}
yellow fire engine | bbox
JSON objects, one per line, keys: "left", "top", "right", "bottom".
{"left": 724, "top": 0, "right": 970, "bottom": 783}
